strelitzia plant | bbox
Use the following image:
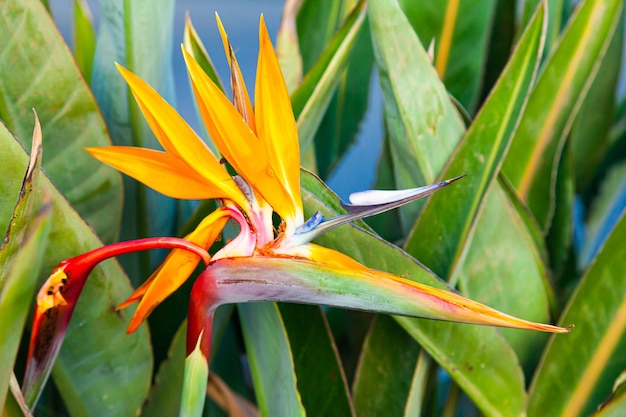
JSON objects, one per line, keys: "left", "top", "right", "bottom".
{"left": 21, "top": 14, "right": 570, "bottom": 417}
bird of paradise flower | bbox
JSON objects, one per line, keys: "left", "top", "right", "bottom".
{"left": 22, "top": 14, "right": 570, "bottom": 416}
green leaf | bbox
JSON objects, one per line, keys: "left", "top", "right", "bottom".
{"left": 594, "top": 371, "right": 626, "bottom": 417}
{"left": 369, "top": 0, "right": 465, "bottom": 232}
{"left": 279, "top": 304, "right": 355, "bottom": 417}
{"left": 0, "top": 0, "right": 122, "bottom": 243}
{"left": 91, "top": 0, "right": 177, "bottom": 281}
{"left": 352, "top": 315, "right": 420, "bottom": 416}
{"left": 141, "top": 321, "right": 187, "bottom": 417}
{"left": 0, "top": 122, "right": 152, "bottom": 417}
{"left": 502, "top": 0, "right": 624, "bottom": 230}
{"left": 0, "top": 117, "right": 47, "bottom": 410}
{"left": 296, "top": 0, "right": 346, "bottom": 74}
{"left": 180, "top": 337, "right": 209, "bottom": 417}
{"left": 276, "top": 0, "right": 303, "bottom": 93}
{"left": 580, "top": 160, "right": 626, "bottom": 267}
{"left": 73, "top": 0, "right": 96, "bottom": 83}
{"left": 479, "top": 0, "right": 515, "bottom": 102}
{"left": 520, "top": 0, "right": 565, "bottom": 56}
{"left": 400, "top": 0, "right": 497, "bottom": 113}
{"left": 528, "top": 209, "right": 626, "bottom": 417}
{"left": 404, "top": 3, "right": 546, "bottom": 280}
{"left": 142, "top": 307, "right": 236, "bottom": 417}
{"left": 301, "top": 172, "right": 529, "bottom": 417}
{"left": 545, "top": 139, "right": 574, "bottom": 275}
{"left": 2, "top": 375, "right": 32, "bottom": 417}
{"left": 238, "top": 303, "right": 306, "bottom": 417}
{"left": 571, "top": 12, "right": 623, "bottom": 191}
{"left": 292, "top": 1, "right": 367, "bottom": 164}
{"left": 457, "top": 185, "right": 552, "bottom": 371}
{"left": 314, "top": 14, "right": 373, "bottom": 179}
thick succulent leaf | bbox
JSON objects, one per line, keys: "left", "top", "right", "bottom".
{"left": 291, "top": 1, "right": 367, "bottom": 163}
{"left": 279, "top": 304, "right": 355, "bottom": 417}
{"left": 404, "top": 4, "right": 546, "bottom": 280}
{"left": 571, "top": 13, "right": 623, "bottom": 191}
{"left": 300, "top": 172, "right": 530, "bottom": 417}
{"left": 528, "top": 209, "right": 626, "bottom": 417}
{"left": 91, "top": 0, "right": 177, "bottom": 280}
{"left": 0, "top": 123, "right": 152, "bottom": 417}
{"left": 238, "top": 303, "right": 306, "bottom": 417}
{"left": 352, "top": 315, "right": 420, "bottom": 416}
{"left": 0, "top": 0, "right": 122, "bottom": 243}
{"left": 400, "top": 0, "right": 497, "bottom": 113}
{"left": 580, "top": 160, "right": 626, "bottom": 268}
{"left": 73, "top": 0, "right": 96, "bottom": 83}
{"left": 369, "top": 0, "right": 465, "bottom": 232}
{"left": 502, "top": 0, "right": 624, "bottom": 230}
{"left": 457, "top": 185, "right": 552, "bottom": 371}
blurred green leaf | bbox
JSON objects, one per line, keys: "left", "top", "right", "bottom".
{"left": 352, "top": 315, "right": 420, "bottom": 417}
{"left": 296, "top": 0, "right": 346, "bottom": 73}
{"left": 571, "top": 13, "right": 623, "bottom": 191}
{"left": 292, "top": 1, "right": 367, "bottom": 167}
{"left": 238, "top": 303, "right": 306, "bottom": 417}
{"left": 73, "top": 0, "right": 96, "bottom": 83}
{"left": 91, "top": 0, "right": 178, "bottom": 281}
{"left": 502, "top": 0, "right": 624, "bottom": 230}
{"left": 528, "top": 209, "right": 626, "bottom": 417}
{"left": 580, "top": 160, "right": 626, "bottom": 267}
{"left": 0, "top": 123, "right": 152, "bottom": 417}
{"left": 301, "top": 171, "right": 528, "bottom": 417}
{"left": 279, "top": 304, "right": 355, "bottom": 417}
{"left": 277, "top": 0, "right": 303, "bottom": 93}
{"left": 314, "top": 14, "right": 373, "bottom": 179}
{"left": 594, "top": 371, "right": 626, "bottom": 417}
{"left": 400, "top": 0, "right": 497, "bottom": 113}
{"left": 369, "top": 0, "right": 465, "bottom": 232}
{"left": 404, "top": 3, "right": 546, "bottom": 280}
{"left": 480, "top": 0, "right": 515, "bottom": 101}
{"left": 545, "top": 140, "right": 574, "bottom": 275}
{"left": 0, "top": 0, "right": 122, "bottom": 244}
